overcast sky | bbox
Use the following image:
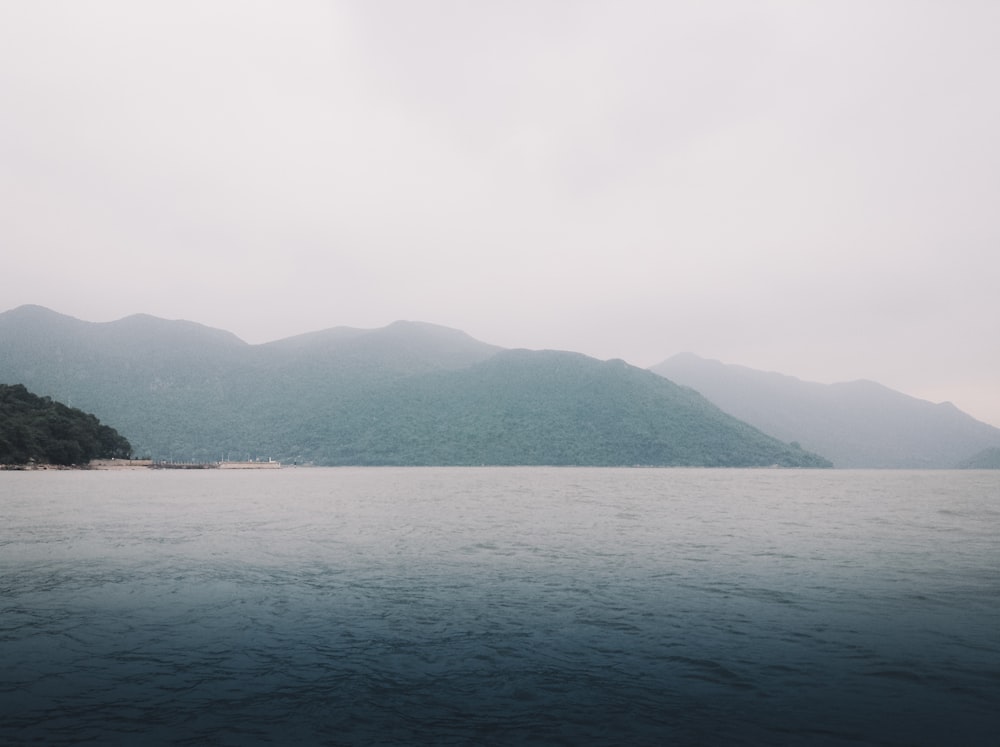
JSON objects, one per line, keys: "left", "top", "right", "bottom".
{"left": 2, "top": 1, "right": 998, "bottom": 426}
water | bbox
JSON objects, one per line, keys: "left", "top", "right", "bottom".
{"left": 1, "top": 468, "right": 998, "bottom": 745}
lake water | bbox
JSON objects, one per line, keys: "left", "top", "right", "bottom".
{"left": 1, "top": 468, "right": 998, "bottom": 745}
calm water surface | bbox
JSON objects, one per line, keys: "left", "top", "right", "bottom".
{"left": 1, "top": 468, "right": 998, "bottom": 745}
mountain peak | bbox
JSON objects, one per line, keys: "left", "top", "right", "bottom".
{"left": 1, "top": 304, "right": 81, "bottom": 325}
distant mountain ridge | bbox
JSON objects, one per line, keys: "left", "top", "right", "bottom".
{"left": 651, "top": 353, "right": 1000, "bottom": 468}
{"left": 0, "top": 306, "right": 828, "bottom": 467}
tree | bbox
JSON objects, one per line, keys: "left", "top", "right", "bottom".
{"left": 0, "top": 384, "right": 133, "bottom": 465}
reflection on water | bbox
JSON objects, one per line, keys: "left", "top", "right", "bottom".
{"left": 2, "top": 468, "right": 999, "bottom": 745}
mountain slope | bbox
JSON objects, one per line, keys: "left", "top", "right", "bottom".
{"left": 651, "top": 353, "right": 1000, "bottom": 468}
{"left": 0, "top": 305, "right": 258, "bottom": 459}
{"left": 292, "top": 350, "right": 831, "bottom": 466}
{"left": 0, "top": 306, "right": 826, "bottom": 467}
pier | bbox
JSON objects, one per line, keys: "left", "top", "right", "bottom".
{"left": 149, "top": 459, "right": 282, "bottom": 470}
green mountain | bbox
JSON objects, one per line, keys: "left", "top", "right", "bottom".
{"left": 0, "top": 383, "right": 132, "bottom": 465}
{"left": 652, "top": 352, "right": 1000, "bottom": 468}
{"left": 0, "top": 305, "right": 829, "bottom": 467}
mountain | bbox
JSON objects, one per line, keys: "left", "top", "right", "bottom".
{"left": 305, "top": 350, "right": 830, "bottom": 466}
{"left": 0, "top": 306, "right": 828, "bottom": 467}
{"left": 0, "top": 383, "right": 132, "bottom": 465}
{"left": 651, "top": 353, "right": 1000, "bottom": 468}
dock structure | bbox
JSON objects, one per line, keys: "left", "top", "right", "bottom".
{"left": 151, "top": 461, "right": 217, "bottom": 469}
{"left": 88, "top": 459, "right": 154, "bottom": 469}
{"left": 218, "top": 460, "right": 281, "bottom": 469}
{"left": 152, "top": 459, "right": 282, "bottom": 470}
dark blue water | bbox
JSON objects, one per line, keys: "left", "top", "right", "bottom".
{"left": 2, "top": 468, "right": 998, "bottom": 745}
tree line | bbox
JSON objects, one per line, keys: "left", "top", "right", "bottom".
{"left": 0, "top": 383, "right": 132, "bottom": 466}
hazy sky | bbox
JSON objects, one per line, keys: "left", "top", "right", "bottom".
{"left": 2, "top": 1, "right": 998, "bottom": 426}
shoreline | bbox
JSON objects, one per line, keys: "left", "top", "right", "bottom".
{"left": 1, "top": 459, "right": 281, "bottom": 471}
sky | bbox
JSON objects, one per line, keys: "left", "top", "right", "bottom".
{"left": 2, "top": 1, "right": 998, "bottom": 427}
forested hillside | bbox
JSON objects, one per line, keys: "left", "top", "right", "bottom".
{"left": 270, "top": 350, "right": 830, "bottom": 466}
{"left": 0, "top": 383, "right": 132, "bottom": 465}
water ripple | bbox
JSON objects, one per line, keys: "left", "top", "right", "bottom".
{"left": 1, "top": 468, "right": 998, "bottom": 745}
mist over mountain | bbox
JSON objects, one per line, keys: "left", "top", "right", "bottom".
{"left": 0, "top": 306, "right": 827, "bottom": 467}
{"left": 652, "top": 353, "right": 1000, "bottom": 468}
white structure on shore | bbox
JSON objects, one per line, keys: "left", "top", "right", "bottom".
{"left": 218, "top": 459, "right": 281, "bottom": 469}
